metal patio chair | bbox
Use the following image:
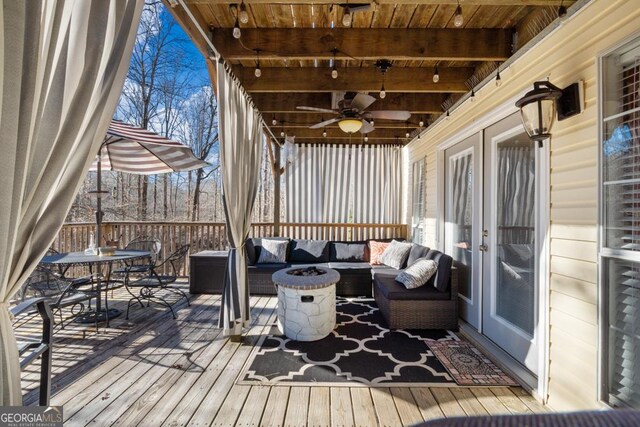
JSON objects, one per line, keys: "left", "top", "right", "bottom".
{"left": 124, "top": 244, "right": 191, "bottom": 319}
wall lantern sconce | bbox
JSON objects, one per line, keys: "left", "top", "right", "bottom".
{"left": 515, "top": 80, "right": 582, "bottom": 147}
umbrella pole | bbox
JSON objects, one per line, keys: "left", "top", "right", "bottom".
{"left": 96, "top": 150, "right": 103, "bottom": 251}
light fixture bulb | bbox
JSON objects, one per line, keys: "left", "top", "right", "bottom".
{"left": 239, "top": 2, "right": 249, "bottom": 24}
{"left": 323, "top": 129, "right": 327, "bottom": 138}
{"left": 232, "top": 19, "right": 241, "bottom": 39}
{"left": 453, "top": 5, "right": 464, "bottom": 27}
{"left": 433, "top": 67, "right": 440, "bottom": 83}
{"left": 342, "top": 7, "right": 352, "bottom": 27}
{"left": 254, "top": 67, "right": 261, "bottom": 78}
{"left": 331, "top": 67, "right": 338, "bottom": 79}
{"left": 379, "top": 84, "right": 386, "bottom": 99}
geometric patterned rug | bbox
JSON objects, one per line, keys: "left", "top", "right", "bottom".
{"left": 237, "top": 298, "right": 517, "bottom": 387}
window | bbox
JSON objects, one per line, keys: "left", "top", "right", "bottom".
{"left": 601, "top": 36, "right": 640, "bottom": 408}
{"left": 411, "top": 157, "right": 427, "bottom": 243}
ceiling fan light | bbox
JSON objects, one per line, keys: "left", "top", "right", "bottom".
{"left": 342, "top": 7, "right": 352, "bottom": 27}
{"left": 338, "top": 118, "right": 362, "bottom": 134}
{"left": 453, "top": 5, "right": 464, "bottom": 27}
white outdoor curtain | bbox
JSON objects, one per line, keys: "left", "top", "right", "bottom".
{"left": 284, "top": 143, "right": 353, "bottom": 223}
{"left": 217, "top": 61, "right": 264, "bottom": 336}
{"left": 497, "top": 146, "right": 535, "bottom": 243}
{"left": 0, "top": 0, "right": 142, "bottom": 405}
{"left": 352, "top": 144, "right": 403, "bottom": 223}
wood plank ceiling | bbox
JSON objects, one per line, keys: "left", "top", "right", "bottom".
{"left": 169, "top": 0, "right": 575, "bottom": 144}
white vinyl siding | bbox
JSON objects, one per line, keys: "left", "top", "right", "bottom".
{"left": 600, "top": 36, "right": 640, "bottom": 409}
{"left": 406, "top": 0, "right": 640, "bottom": 412}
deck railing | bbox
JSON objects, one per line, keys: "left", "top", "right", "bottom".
{"left": 53, "top": 221, "right": 408, "bottom": 275}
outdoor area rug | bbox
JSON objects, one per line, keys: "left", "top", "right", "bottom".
{"left": 238, "top": 297, "right": 517, "bottom": 387}
{"left": 429, "top": 340, "right": 519, "bottom": 386}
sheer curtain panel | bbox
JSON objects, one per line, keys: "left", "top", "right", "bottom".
{"left": 217, "top": 62, "right": 264, "bottom": 336}
{"left": 0, "top": 1, "right": 142, "bottom": 405}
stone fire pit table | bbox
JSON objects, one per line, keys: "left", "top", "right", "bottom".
{"left": 272, "top": 266, "right": 341, "bottom": 341}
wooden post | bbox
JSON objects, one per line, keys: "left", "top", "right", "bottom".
{"left": 274, "top": 143, "right": 281, "bottom": 237}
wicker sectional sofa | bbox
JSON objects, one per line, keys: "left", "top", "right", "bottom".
{"left": 244, "top": 237, "right": 458, "bottom": 330}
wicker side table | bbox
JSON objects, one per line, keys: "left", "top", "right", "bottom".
{"left": 189, "top": 250, "right": 228, "bottom": 294}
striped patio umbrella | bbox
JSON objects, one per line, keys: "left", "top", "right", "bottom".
{"left": 89, "top": 120, "right": 210, "bottom": 247}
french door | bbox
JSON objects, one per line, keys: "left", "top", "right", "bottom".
{"left": 444, "top": 113, "right": 540, "bottom": 374}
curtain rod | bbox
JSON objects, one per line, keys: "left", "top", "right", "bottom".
{"left": 175, "top": 0, "right": 283, "bottom": 148}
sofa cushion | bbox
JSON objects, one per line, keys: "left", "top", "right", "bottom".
{"left": 379, "top": 240, "right": 413, "bottom": 269}
{"left": 374, "top": 273, "right": 450, "bottom": 301}
{"left": 249, "top": 263, "right": 292, "bottom": 270}
{"left": 257, "top": 238, "right": 289, "bottom": 264}
{"left": 288, "top": 263, "right": 331, "bottom": 269}
{"left": 424, "top": 249, "right": 453, "bottom": 293}
{"left": 290, "top": 239, "right": 330, "bottom": 263}
{"left": 407, "top": 243, "right": 430, "bottom": 267}
{"left": 246, "top": 237, "right": 290, "bottom": 266}
{"left": 330, "top": 241, "right": 368, "bottom": 262}
{"left": 396, "top": 259, "right": 438, "bottom": 289}
{"left": 328, "top": 262, "right": 372, "bottom": 270}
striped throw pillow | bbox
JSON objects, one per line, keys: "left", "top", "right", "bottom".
{"left": 379, "top": 240, "right": 412, "bottom": 269}
{"left": 396, "top": 259, "right": 438, "bottom": 289}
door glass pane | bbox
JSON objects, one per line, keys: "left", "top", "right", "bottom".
{"left": 495, "top": 135, "right": 535, "bottom": 335}
{"left": 449, "top": 152, "right": 473, "bottom": 299}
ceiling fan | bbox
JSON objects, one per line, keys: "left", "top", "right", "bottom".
{"left": 296, "top": 92, "right": 411, "bottom": 134}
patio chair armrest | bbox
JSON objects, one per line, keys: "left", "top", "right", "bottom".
{"left": 10, "top": 297, "right": 46, "bottom": 317}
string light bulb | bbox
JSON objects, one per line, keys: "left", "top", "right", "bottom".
{"left": 453, "top": 2, "right": 464, "bottom": 27}
{"left": 379, "top": 83, "right": 386, "bottom": 99}
{"left": 470, "top": 88, "right": 476, "bottom": 102}
{"left": 239, "top": 1, "right": 249, "bottom": 24}
{"left": 323, "top": 129, "right": 327, "bottom": 138}
{"left": 558, "top": 0, "right": 567, "bottom": 18}
{"left": 280, "top": 130, "right": 285, "bottom": 137}
{"left": 419, "top": 119, "right": 424, "bottom": 128}
{"left": 254, "top": 49, "right": 261, "bottom": 78}
{"left": 370, "top": 119, "right": 374, "bottom": 127}
{"left": 446, "top": 110, "right": 451, "bottom": 120}
{"left": 232, "top": 17, "right": 241, "bottom": 39}
{"left": 331, "top": 49, "right": 338, "bottom": 79}
{"left": 433, "top": 66, "right": 440, "bottom": 83}
{"left": 364, "top": 135, "right": 368, "bottom": 142}
{"left": 272, "top": 116, "right": 277, "bottom": 126}
{"left": 342, "top": 6, "right": 352, "bottom": 27}
{"left": 495, "top": 67, "right": 502, "bottom": 87}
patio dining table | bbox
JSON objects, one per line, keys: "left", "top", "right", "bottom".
{"left": 40, "top": 249, "right": 151, "bottom": 327}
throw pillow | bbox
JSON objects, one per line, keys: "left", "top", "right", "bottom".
{"left": 369, "top": 241, "right": 390, "bottom": 265}
{"left": 331, "top": 242, "right": 367, "bottom": 262}
{"left": 379, "top": 240, "right": 413, "bottom": 269}
{"left": 396, "top": 259, "right": 438, "bottom": 289}
{"left": 289, "top": 239, "right": 329, "bottom": 263}
{"left": 257, "top": 238, "right": 288, "bottom": 264}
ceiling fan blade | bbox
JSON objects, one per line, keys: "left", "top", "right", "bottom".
{"left": 367, "top": 110, "right": 411, "bottom": 121}
{"left": 360, "top": 120, "right": 375, "bottom": 134}
{"left": 351, "top": 93, "right": 377, "bottom": 112}
{"left": 296, "top": 106, "right": 338, "bottom": 114}
{"left": 309, "top": 118, "right": 340, "bottom": 129}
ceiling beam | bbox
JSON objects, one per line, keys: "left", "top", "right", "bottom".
{"left": 211, "top": 28, "right": 511, "bottom": 61}
{"left": 267, "top": 113, "right": 433, "bottom": 128}
{"left": 186, "top": 0, "right": 572, "bottom": 5}
{"left": 281, "top": 127, "right": 417, "bottom": 140}
{"left": 236, "top": 66, "right": 472, "bottom": 92}
{"left": 250, "top": 93, "right": 446, "bottom": 114}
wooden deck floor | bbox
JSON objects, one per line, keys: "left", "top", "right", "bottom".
{"left": 14, "top": 283, "right": 550, "bottom": 426}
